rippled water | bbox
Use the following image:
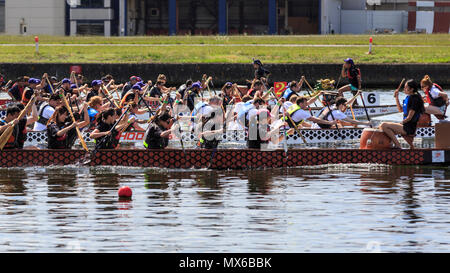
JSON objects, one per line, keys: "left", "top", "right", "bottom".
{"left": 1, "top": 165, "right": 449, "bottom": 252}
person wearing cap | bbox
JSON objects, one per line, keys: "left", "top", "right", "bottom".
{"left": 33, "top": 93, "right": 62, "bottom": 131}
{"left": 86, "top": 80, "right": 102, "bottom": 103}
{"left": 338, "top": 58, "right": 362, "bottom": 99}
{"left": 253, "top": 59, "right": 270, "bottom": 81}
{"left": 143, "top": 112, "right": 178, "bottom": 149}
{"left": 121, "top": 76, "right": 139, "bottom": 98}
{"left": 58, "top": 78, "right": 72, "bottom": 95}
{"left": 185, "top": 81, "right": 203, "bottom": 112}
{"left": 120, "top": 84, "right": 141, "bottom": 108}
{"left": 22, "top": 78, "right": 41, "bottom": 105}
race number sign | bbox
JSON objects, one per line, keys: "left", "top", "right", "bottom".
{"left": 362, "top": 92, "right": 380, "bottom": 106}
{"left": 274, "top": 82, "right": 287, "bottom": 98}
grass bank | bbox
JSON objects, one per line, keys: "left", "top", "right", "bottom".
{"left": 0, "top": 34, "right": 448, "bottom": 64}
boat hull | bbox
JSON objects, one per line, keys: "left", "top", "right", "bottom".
{"left": 0, "top": 149, "right": 448, "bottom": 169}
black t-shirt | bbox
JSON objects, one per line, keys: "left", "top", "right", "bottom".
{"left": 8, "top": 84, "right": 24, "bottom": 101}
{"left": 403, "top": 94, "right": 425, "bottom": 135}
{"left": 17, "top": 118, "right": 28, "bottom": 148}
{"left": 255, "top": 67, "right": 270, "bottom": 80}
{"left": 86, "top": 89, "right": 99, "bottom": 103}
{"left": 187, "top": 90, "right": 199, "bottom": 112}
{"left": 149, "top": 86, "right": 163, "bottom": 98}
{"left": 95, "top": 122, "right": 120, "bottom": 149}
{"left": 144, "top": 123, "right": 168, "bottom": 149}
{"left": 47, "top": 122, "right": 77, "bottom": 149}
{"left": 121, "top": 82, "right": 132, "bottom": 98}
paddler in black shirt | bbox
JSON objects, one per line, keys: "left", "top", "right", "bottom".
{"left": 143, "top": 112, "right": 179, "bottom": 149}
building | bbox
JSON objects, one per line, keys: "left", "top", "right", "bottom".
{"left": 0, "top": 0, "right": 5, "bottom": 33}
{"left": 1, "top": 0, "right": 448, "bottom": 36}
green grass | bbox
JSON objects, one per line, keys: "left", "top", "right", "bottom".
{"left": 0, "top": 34, "right": 448, "bottom": 64}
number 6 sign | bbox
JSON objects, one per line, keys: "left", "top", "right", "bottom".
{"left": 362, "top": 92, "right": 380, "bottom": 106}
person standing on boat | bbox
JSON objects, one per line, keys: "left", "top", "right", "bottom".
{"left": 338, "top": 58, "right": 361, "bottom": 99}
{"left": 90, "top": 108, "right": 131, "bottom": 150}
{"left": 253, "top": 59, "right": 270, "bottom": 83}
{"left": 420, "top": 75, "right": 448, "bottom": 120}
{"left": 185, "top": 82, "right": 203, "bottom": 112}
{"left": 314, "top": 97, "right": 371, "bottom": 129}
{"left": 47, "top": 105, "right": 89, "bottom": 149}
{"left": 380, "top": 80, "right": 425, "bottom": 149}
{"left": 143, "top": 112, "right": 179, "bottom": 149}
{"left": 33, "top": 94, "right": 62, "bottom": 131}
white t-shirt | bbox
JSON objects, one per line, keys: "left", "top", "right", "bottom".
{"left": 325, "top": 110, "right": 347, "bottom": 121}
{"left": 430, "top": 85, "right": 441, "bottom": 99}
{"left": 291, "top": 108, "right": 312, "bottom": 123}
{"left": 33, "top": 104, "right": 55, "bottom": 131}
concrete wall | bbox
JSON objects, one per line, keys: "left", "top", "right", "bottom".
{"left": 0, "top": 63, "right": 449, "bottom": 88}
{"left": 5, "top": 0, "right": 65, "bottom": 35}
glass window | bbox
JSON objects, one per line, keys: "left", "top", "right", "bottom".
{"left": 79, "top": 0, "right": 104, "bottom": 8}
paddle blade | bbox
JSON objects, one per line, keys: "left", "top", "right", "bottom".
{"left": 0, "top": 125, "right": 14, "bottom": 150}
{"left": 76, "top": 127, "right": 89, "bottom": 152}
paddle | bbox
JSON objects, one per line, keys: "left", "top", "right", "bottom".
{"left": 281, "top": 104, "right": 307, "bottom": 144}
{"left": 359, "top": 91, "right": 373, "bottom": 128}
{"left": 281, "top": 103, "right": 289, "bottom": 161}
{"left": 300, "top": 76, "right": 319, "bottom": 108}
{"left": 101, "top": 84, "right": 120, "bottom": 109}
{"left": 60, "top": 91, "right": 89, "bottom": 152}
{"left": 0, "top": 95, "right": 37, "bottom": 150}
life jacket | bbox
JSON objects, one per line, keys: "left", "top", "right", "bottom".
{"left": 21, "top": 87, "right": 34, "bottom": 105}
{"left": 37, "top": 103, "right": 52, "bottom": 126}
{"left": 0, "top": 119, "right": 18, "bottom": 149}
{"left": 120, "top": 92, "right": 136, "bottom": 108}
{"left": 143, "top": 123, "right": 169, "bottom": 149}
{"left": 283, "top": 104, "right": 304, "bottom": 128}
{"left": 317, "top": 107, "right": 333, "bottom": 129}
{"left": 347, "top": 66, "right": 361, "bottom": 86}
{"left": 47, "top": 122, "right": 78, "bottom": 149}
{"left": 282, "top": 88, "right": 295, "bottom": 100}
{"left": 424, "top": 83, "right": 446, "bottom": 107}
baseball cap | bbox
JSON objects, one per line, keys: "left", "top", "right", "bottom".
{"left": 191, "top": 81, "right": 202, "bottom": 89}
{"left": 62, "top": 78, "right": 71, "bottom": 84}
{"left": 344, "top": 58, "right": 354, "bottom": 65}
{"left": 91, "top": 80, "right": 101, "bottom": 86}
{"left": 132, "top": 84, "right": 142, "bottom": 91}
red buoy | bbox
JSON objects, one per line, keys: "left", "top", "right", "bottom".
{"left": 118, "top": 186, "right": 132, "bottom": 198}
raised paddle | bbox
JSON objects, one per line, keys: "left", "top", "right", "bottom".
{"left": 60, "top": 91, "right": 89, "bottom": 152}
{"left": 300, "top": 76, "right": 319, "bottom": 108}
{"left": 0, "top": 95, "right": 36, "bottom": 150}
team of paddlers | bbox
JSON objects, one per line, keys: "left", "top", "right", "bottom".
{"left": 0, "top": 58, "right": 448, "bottom": 151}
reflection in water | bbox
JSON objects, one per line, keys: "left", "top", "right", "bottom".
{"left": 0, "top": 164, "right": 449, "bottom": 252}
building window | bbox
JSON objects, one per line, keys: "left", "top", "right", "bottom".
{"left": 77, "top": 21, "right": 104, "bottom": 35}
{"left": 79, "top": 0, "right": 104, "bottom": 8}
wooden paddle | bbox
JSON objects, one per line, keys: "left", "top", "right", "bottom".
{"left": 60, "top": 91, "right": 89, "bottom": 152}
{"left": 0, "top": 95, "right": 36, "bottom": 150}
{"left": 358, "top": 91, "right": 373, "bottom": 128}
{"left": 101, "top": 84, "right": 120, "bottom": 108}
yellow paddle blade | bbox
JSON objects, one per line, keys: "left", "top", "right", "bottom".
{"left": 76, "top": 127, "right": 89, "bottom": 152}
{"left": 0, "top": 125, "right": 14, "bottom": 150}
